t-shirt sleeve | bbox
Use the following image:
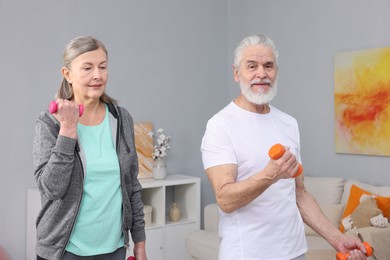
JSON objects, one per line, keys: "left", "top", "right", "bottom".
{"left": 294, "top": 119, "right": 302, "bottom": 164}
{"left": 201, "top": 117, "right": 237, "bottom": 170}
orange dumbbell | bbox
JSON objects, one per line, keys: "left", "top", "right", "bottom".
{"left": 268, "top": 143, "right": 303, "bottom": 178}
{"left": 336, "top": 241, "right": 373, "bottom": 260}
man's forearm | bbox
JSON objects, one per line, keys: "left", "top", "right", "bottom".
{"left": 296, "top": 188, "right": 343, "bottom": 248}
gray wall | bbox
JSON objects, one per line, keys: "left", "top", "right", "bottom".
{"left": 0, "top": 1, "right": 227, "bottom": 259}
{"left": 1, "top": 0, "right": 390, "bottom": 259}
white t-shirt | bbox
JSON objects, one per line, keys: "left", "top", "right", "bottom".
{"left": 201, "top": 101, "right": 307, "bottom": 260}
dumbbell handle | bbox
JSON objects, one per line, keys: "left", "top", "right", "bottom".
{"left": 336, "top": 241, "right": 373, "bottom": 260}
{"left": 49, "top": 100, "right": 84, "bottom": 117}
{"left": 268, "top": 143, "right": 303, "bottom": 178}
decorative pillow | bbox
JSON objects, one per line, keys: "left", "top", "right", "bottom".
{"left": 340, "top": 184, "right": 390, "bottom": 232}
{"left": 342, "top": 196, "right": 382, "bottom": 231}
{"left": 370, "top": 214, "right": 389, "bottom": 228}
{"left": 384, "top": 206, "right": 390, "bottom": 219}
{"left": 376, "top": 196, "right": 390, "bottom": 218}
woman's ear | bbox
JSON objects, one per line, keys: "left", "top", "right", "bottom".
{"left": 61, "top": 67, "right": 72, "bottom": 84}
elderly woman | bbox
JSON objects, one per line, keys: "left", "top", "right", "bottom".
{"left": 33, "top": 36, "right": 147, "bottom": 260}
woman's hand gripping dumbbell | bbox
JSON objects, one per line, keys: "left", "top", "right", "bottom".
{"left": 49, "top": 100, "right": 84, "bottom": 117}
{"left": 268, "top": 143, "right": 303, "bottom": 178}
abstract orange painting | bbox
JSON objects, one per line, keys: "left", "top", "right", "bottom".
{"left": 335, "top": 46, "right": 390, "bottom": 156}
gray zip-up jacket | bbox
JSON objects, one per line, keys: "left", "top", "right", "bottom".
{"left": 32, "top": 102, "right": 145, "bottom": 259}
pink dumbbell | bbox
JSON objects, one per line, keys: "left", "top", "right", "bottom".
{"left": 49, "top": 100, "right": 84, "bottom": 117}
{"left": 127, "top": 257, "right": 136, "bottom": 260}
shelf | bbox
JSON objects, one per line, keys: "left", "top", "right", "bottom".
{"left": 140, "top": 174, "right": 199, "bottom": 188}
{"left": 135, "top": 174, "right": 201, "bottom": 259}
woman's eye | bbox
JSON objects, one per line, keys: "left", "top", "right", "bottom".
{"left": 83, "top": 67, "right": 92, "bottom": 71}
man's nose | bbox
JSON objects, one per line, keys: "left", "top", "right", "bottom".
{"left": 255, "top": 67, "right": 267, "bottom": 79}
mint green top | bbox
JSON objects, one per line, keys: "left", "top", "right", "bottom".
{"left": 66, "top": 105, "right": 124, "bottom": 256}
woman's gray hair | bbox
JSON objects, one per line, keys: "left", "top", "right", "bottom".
{"left": 233, "top": 34, "right": 279, "bottom": 69}
{"left": 56, "top": 36, "right": 116, "bottom": 104}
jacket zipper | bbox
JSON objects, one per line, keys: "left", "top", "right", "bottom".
{"left": 60, "top": 141, "right": 84, "bottom": 259}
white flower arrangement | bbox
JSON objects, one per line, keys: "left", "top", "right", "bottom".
{"left": 152, "top": 128, "right": 171, "bottom": 160}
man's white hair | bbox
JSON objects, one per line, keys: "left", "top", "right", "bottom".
{"left": 233, "top": 34, "right": 279, "bottom": 69}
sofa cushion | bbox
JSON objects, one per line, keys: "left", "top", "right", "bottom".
{"left": 305, "top": 249, "right": 336, "bottom": 260}
{"left": 305, "top": 236, "right": 335, "bottom": 250}
{"left": 305, "top": 204, "right": 343, "bottom": 236}
{"left": 304, "top": 176, "right": 345, "bottom": 204}
{"left": 185, "top": 230, "right": 219, "bottom": 260}
{"left": 204, "top": 203, "right": 219, "bottom": 232}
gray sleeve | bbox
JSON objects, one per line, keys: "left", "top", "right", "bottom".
{"left": 32, "top": 112, "right": 77, "bottom": 200}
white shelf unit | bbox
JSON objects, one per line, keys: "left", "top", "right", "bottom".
{"left": 128, "top": 174, "right": 201, "bottom": 260}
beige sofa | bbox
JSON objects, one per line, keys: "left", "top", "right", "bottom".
{"left": 186, "top": 176, "right": 390, "bottom": 260}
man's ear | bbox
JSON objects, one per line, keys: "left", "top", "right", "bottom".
{"left": 61, "top": 67, "right": 71, "bottom": 84}
{"left": 233, "top": 65, "right": 240, "bottom": 83}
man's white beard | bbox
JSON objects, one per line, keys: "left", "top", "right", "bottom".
{"left": 240, "top": 78, "right": 278, "bottom": 105}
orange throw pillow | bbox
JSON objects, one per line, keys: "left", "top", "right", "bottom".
{"left": 340, "top": 184, "right": 390, "bottom": 232}
{"left": 377, "top": 196, "right": 390, "bottom": 218}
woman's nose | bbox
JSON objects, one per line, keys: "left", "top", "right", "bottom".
{"left": 92, "top": 68, "right": 101, "bottom": 80}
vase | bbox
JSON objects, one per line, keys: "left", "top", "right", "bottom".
{"left": 169, "top": 202, "right": 181, "bottom": 222}
{"left": 152, "top": 157, "right": 167, "bottom": 180}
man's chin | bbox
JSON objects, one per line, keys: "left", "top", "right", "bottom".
{"left": 242, "top": 89, "right": 274, "bottom": 104}
{"left": 250, "top": 98, "right": 273, "bottom": 105}
{"left": 240, "top": 81, "right": 277, "bottom": 105}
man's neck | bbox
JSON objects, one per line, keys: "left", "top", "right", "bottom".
{"left": 234, "top": 95, "right": 270, "bottom": 114}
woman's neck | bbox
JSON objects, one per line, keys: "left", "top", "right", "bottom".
{"left": 77, "top": 99, "right": 106, "bottom": 126}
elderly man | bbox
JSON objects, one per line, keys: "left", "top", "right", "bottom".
{"left": 201, "top": 34, "right": 367, "bottom": 260}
